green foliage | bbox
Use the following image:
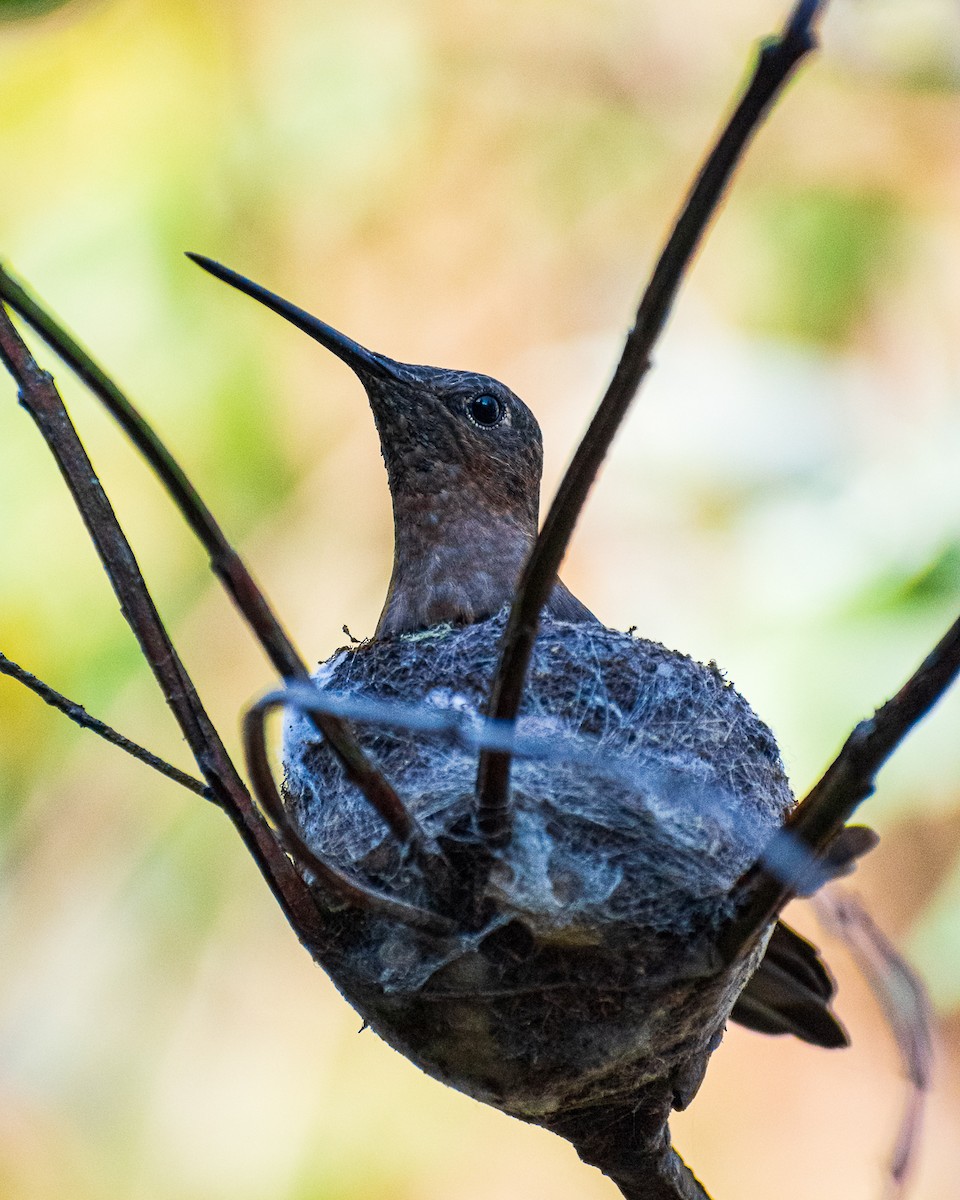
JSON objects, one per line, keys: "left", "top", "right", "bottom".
{"left": 0, "top": 0, "right": 74, "bottom": 22}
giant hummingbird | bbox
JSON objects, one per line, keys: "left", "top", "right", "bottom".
{"left": 188, "top": 251, "right": 857, "bottom": 1056}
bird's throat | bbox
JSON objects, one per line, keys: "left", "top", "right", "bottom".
{"left": 376, "top": 500, "right": 535, "bottom": 638}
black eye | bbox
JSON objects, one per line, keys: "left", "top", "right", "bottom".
{"left": 468, "top": 394, "right": 504, "bottom": 427}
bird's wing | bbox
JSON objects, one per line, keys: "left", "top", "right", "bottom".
{"left": 730, "top": 920, "right": 848, "bottom": 1048}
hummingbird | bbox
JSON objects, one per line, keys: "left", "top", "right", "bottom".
{"left": 188, "top": 252, "right": 862, "bottom": 1053}
{"left": 186, "top": 253, "right": 593, "bottom": 639}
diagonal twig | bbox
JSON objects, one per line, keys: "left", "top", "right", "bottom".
{"left": 0, "top": 263, "right": 418, "bottom": 848}
{"left": 0, "top": 650, "right": 208, "bottom": 798}
{"left": 718, "top": 610, "right": 960, "bottom": 963}
{"left": 476, "top": 0, "right": 827, "bottom": 848}
{"left": 0, "top": 300, "right": 329, "bottom": 950}
{"left": 245, "top": 690, "right": 455, "bottom": 934}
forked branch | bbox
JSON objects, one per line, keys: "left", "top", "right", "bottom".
{"left": 476, "top": 0, "right": 827, "bottom": 848}
{"left": 0, "top": 300, "right": 327, "bottom": 949}
{"left": 0, "top": 651, "right": 208, "bottom": 798}
{"left": 0, "top": 264, "right": 417, "bottom": 848}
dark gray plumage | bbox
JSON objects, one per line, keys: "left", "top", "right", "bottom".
{"left": 190, "top": 252, "right": 870, "bottom": 1200}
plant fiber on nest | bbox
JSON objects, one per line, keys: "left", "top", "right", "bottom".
{"left": 283, "top": 611, "right": 791, "bottom": 1121}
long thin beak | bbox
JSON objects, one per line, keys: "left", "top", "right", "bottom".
{"left": 187, "top": 253, "right": 398, "bottom": 382}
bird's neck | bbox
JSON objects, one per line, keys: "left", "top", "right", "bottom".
{"left": 376, "top": 489, "right": 536, "bottom": 638}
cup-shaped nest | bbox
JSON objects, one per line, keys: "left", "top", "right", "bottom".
{"left": 283, "top": 613, "right": 791, "bottom": 1123}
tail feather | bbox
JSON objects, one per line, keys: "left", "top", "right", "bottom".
{"left": 731, "top": 920, "right": 848, "bottom": 1049}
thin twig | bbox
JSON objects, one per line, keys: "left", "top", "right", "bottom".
{"left": 0, "top": 263, "right": 418, "bottom": 848}
{"left": 0, "top": 300, "right": 329, "bottom": 951}
{"left": 813, "top": 890, "right": 933, "bottom": 1199}
{"left": 719, "top": 610, "right": 960, "bottom": 962}
{"left": 476, "top": 0, "right": 827, "bottom": 848}
{"left": 0, "top": 650, "right": 208, "bottom": 798}
{"left": 245, "top": 690, "right": 455, "bottom": 935}
{"left": 265, "top": 680, "right": 767, "bottom": 851}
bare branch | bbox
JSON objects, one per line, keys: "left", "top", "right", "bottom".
{"left": 544, "top": 1095, "right": 712, "bottom": 1200}
{"left": 476, "top": 0, "right": 827, "bottom": 848}
{"left": 0, "top": 650, "right": 208, "bottom": 798}
{"left": 719, "top": 610, "right": 960, "bottom": 962}
{"left": 0, "top": 263, "right": 418, "bottom": 848}
{"left": 0, "top": 300, "right": 328, "bottom": 950}
{"left": 245, "top": 689, "right": 455, "bottom": 935}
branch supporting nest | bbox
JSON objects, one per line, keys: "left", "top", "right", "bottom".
{"left": 0, "top": 299, "right": 329, "bottom": 949}
{"left": 719, "top": 612, "right": 960, "bottom": 963}
{"left": 0, "top": 262, "right": 420, "bottom": 851}
{"left": 244, "top": 688, "right": 454, "bottom": 934}
{"left": 476, "top": 0, "right": 828, "bottom": 852}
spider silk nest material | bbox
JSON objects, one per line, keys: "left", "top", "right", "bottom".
{"left": 282, "top": 611, "right": 793, "bottom": 1120}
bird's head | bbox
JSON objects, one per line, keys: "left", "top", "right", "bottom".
{"left": 187, "top": 254, "right": 543, "bottom": 530}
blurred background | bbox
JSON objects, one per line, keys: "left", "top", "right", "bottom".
{"left": 1, "top": 0, "right": 959, "bottom": 1197}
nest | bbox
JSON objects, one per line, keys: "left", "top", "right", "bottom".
{"left": 283, "top": 612, "right": 792, "bottom": 1121}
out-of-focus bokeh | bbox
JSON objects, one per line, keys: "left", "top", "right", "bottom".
{"left": 1, "top": 0, "right": 959, "bottom": 1197}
